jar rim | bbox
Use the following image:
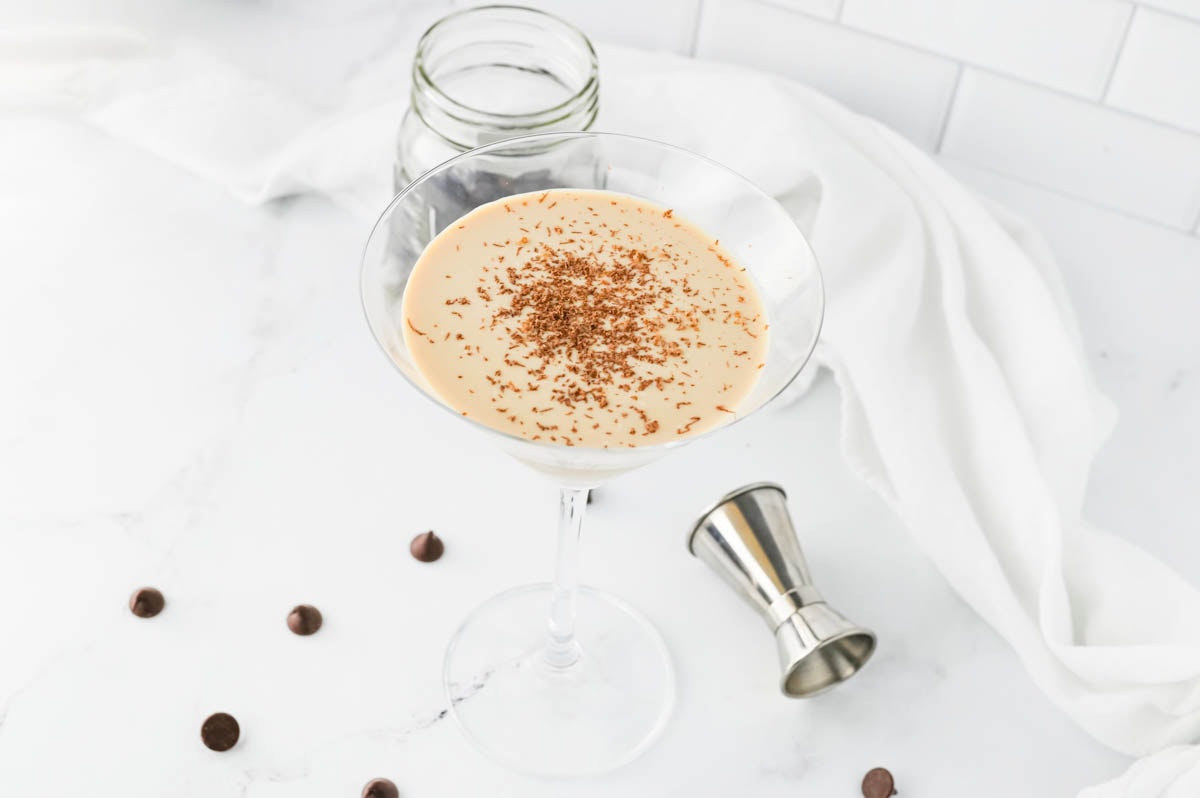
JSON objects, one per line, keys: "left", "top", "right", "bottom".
{"left": 412, "top": 4, "right": 600, "bottom": 123}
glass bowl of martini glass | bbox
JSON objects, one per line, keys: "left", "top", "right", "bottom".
{"left": 361, "top": 131, "right": 823, "bottom": 776}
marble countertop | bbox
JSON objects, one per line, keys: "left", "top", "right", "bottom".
{"left": 3, "top": 2, "right": 1199, "bottom": 796}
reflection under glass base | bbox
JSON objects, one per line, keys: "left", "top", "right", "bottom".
{"left": 443, "top": 583, "right": 675, "bottom": 777}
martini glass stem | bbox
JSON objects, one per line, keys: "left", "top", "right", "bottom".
{"left": 544, "top": 486, "right": 589, "bottom": 669}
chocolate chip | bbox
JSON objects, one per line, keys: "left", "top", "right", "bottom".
{"left": 200, "top": 712, "right": 240, "bottom": 752}
{"left": 362, "top": 777, "right": 399, "bottom": 798}
{"left": 287, "top": 604, "right": 323, "bottom": 636}
{"left": 862, "top": 767, "right": 896, "bottom": 798}
{"left": 129, "top": 587, "right": 165, "bottom": 618}
{"left": 410, "top": 531, "right": 444, "bottom": 563}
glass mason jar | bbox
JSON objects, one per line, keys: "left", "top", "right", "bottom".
{"left": 394, "top": 5, "right": 600, "bottom": 188}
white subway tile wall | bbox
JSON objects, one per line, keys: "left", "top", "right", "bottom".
{"left": 696, "top": 0, "right": 960, "bottom": 148}
{"left": 840, "top": 0, "right": 1132, "bottom": 98}
{"left": 619, "top": 0, "right": 1200, "bottom": 237}
{"left": 494, "top": 0, "right": 703, "bottom": 54}
{"left": 1107, "top": 8, "right": 1200, "bottom": 133}
{"left": 941, "top": 69, "right": 1200, "bottom": 229}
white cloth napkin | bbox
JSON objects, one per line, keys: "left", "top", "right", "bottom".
{"left": 13, "top": 29, "right": 1200, "bottom": 796}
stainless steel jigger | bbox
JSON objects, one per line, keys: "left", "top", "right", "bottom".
{"left": 688, "top": 482, "right": 876, "bottom": 697}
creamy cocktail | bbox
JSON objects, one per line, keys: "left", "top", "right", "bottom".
{"left": 402, "top": 188, "right": 769, "bottom": 448}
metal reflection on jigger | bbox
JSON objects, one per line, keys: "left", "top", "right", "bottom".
{"left": 688, "top": 482, "right": 876, "bottom": 697}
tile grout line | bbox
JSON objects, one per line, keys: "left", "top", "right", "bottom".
{"left": 688, "top": 0, "right": 707, "bottom": 58}
{"left": 745, "top": 0, "right": 1199, "bottom": 144}
{"left": 836, "top": 0, "right": 847, "bottom": 22}
{"left": 942, "top": 154, "right": 1200, "bottom": 236}
{"left": 1100, "top": 3, "right": 1137, "bottom": 103}
{"left": 751, "top": 0, "right": 840, "bottom": 24}
{"left": 773, "top": 0, "right": 1200, "bottom": 140}
{"left": 934, "top": 64, "right": 965, "bottom": 153}
{"left": 727, "top": 0, "right": 1200, "bottom": 233}
{"left": 961, "top": 57, "right": 1200, "bottom": 140}
{"left": 1135, "top": 1, "right": 1200, "bottom": 26}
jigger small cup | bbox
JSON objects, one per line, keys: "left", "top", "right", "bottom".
{"left": 688, "top": 482, "right": 876, "bottom": 697}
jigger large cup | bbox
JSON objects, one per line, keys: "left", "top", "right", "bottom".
{"left": 688, "top": 482, "right": 876, "bottom": 697}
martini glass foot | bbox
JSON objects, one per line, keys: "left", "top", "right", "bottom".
{"left": 444, "top": 583, "right": 675, "bottom": 777}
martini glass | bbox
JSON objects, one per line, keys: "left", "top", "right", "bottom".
{"left": 361, "top": 131, "right": 824, "bottom": 776}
